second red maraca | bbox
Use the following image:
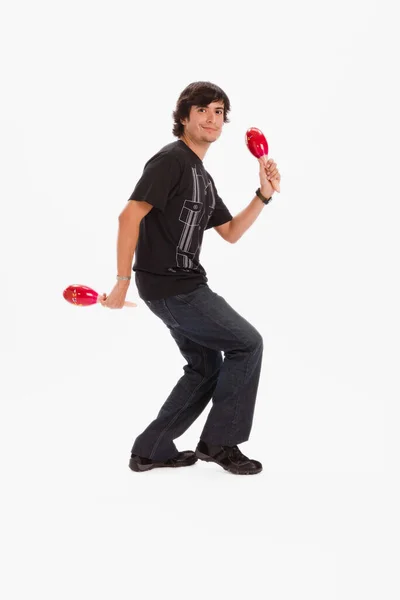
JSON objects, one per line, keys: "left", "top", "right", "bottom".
{"left": 245, "top": 127, "right": 280, "bottom": 193}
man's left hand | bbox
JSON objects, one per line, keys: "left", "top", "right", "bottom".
{"left": 258, "top": 158, "right": 281, "bottom": 198}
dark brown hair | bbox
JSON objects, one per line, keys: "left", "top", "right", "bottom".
{"left": 172, "top": 81, "right": 231, "bottom": 137}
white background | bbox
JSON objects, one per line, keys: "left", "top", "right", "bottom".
{"left": 1, "top": 0, "right": 399, "bottom": 598}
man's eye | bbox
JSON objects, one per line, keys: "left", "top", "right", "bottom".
{"left": 198, "top": 108, "right": 223, "bottom": 114}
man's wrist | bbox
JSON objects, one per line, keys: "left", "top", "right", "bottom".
{"left": 256, "top": 187, "right": 273, "bottom": 204}
{"left": 117, "top": 281, "right": 130, "bottom": 289}
{"left": 117, "top": 275, "right": 131, "bottom": 286}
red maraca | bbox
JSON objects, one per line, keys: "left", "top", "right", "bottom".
{"left": 63, "top": 284, "right": 137, "bottom": 307}
{"left": 245, "top": 127, "right": 280, "bottom": 193}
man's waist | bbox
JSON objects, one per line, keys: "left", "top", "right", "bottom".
{"left": 134, "top": 270, "right": 207, "bottom": 300}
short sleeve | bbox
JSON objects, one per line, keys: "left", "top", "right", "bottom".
{"left": 128, "top": 152, "right": 182, "bottom": 212}
{"left": 205, "top": 176, "right": 233, "bottom": 230}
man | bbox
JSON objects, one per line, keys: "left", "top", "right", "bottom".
{"left": 101, "top": 81, "right": 281, "bottom": 475}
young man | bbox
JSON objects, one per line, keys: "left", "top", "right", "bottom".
{"left": 101, "top": 81, "right": 281, "bottom": 475}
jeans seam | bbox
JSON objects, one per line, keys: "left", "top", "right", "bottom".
{"left": 161, "top": 299, "right": 180, "bottom": 328}
{"left": 149, "top": 344, "right": 209, "bottom": 459}
{"left": 227, "top": 338, "right": 263, "bottom": 446}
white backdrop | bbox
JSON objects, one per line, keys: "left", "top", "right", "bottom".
{"left": 1, "top": 0, "right": 399, "bottom": 598}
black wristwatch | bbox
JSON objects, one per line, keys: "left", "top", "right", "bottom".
{"left": 255, "top": 187, "right": 272, "bottom": 205}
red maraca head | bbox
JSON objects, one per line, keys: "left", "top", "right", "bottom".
{"left": 63, "top": 285, "right": 99, "bottom": 307}
{"left": 245, "top": 127, "right": 269, "bottom": 159}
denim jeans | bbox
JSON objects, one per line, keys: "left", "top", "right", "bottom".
{"left": 131, "top": 283, "right": 264, "bottom": 460}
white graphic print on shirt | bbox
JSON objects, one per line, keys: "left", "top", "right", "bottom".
{"left": 176, "top": 166, "right": 216, "bottom": 271}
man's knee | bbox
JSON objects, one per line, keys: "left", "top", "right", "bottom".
{"left": 208, "top": 350, "right": 223, "bottom": 375}
{"left": 248, "top": 330, "right": 263, "bottom": 353}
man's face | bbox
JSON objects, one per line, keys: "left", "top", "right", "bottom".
{"left": 181, "top": 101, "right": 224, "bottom": 144}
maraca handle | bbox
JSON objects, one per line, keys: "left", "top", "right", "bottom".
{"left": 96, "top": 296, "right": 137, "bottom": 308}
{"left": 260, "top": 154, "right": 280, "bottom": 193}
{"left": 272, "top": 180, "right": 281, "bottom": 193}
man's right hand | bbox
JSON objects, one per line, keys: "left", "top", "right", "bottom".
{"left": 99, "top": 280, "right": 136, "bottom": 309}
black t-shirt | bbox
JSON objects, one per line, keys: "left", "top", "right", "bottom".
{"left": 128, "top": 140, "right": 233, "bottom": 300}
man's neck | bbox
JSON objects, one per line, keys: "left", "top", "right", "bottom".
{"left": 179, "top": 134, "right": 209, "bottom": 161}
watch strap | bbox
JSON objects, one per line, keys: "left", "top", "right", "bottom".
{"left": 256, "top": 188, "right": 272, "bottom": 204}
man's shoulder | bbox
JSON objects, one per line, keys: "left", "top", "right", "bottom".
{"left": 158, "top": 141, "right": 181, "bottom": 155}
{"left": 153, "top": 140, "right": 189, "bottom": 160}
{"left": 144, "top": 141, "right": 185, "bottom": 169}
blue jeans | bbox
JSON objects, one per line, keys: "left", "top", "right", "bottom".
{"left": 131, "top": 284, "right": 264, "bottom": 460}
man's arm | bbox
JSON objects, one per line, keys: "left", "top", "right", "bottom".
{"left": 214, "top": 194, "right": 265, "bottom": 244}
{"left": 99, "top": 199, "right": 153, "bottom": 309}
{"left": 117, "top": 200, "right": 153, "bottom": 278}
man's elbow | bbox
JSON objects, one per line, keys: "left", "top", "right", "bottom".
{"left": 214, "top": 220, "right": 237, "bottom": 243}
{"left": 227, "top": 220, "right": 242, "bottom": 244}
{"left": 228, "top": 226, "right": 240, "bottom": 244}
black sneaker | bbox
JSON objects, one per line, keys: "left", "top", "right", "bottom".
{"left": 195, "top": 441, "right": 262, "bottom": 475}
{"left": 129, "top": 450, "right": 197, "bottom": 472}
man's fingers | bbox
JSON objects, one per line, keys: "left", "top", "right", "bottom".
{"left": 268, "top": 167, "right": 280, "bottom": 178}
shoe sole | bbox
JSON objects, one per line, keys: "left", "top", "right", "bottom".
{"left": 195, "top": 450, "right": 262, "bottom": 475}
{"left": 129, "top": 455, "right": 198, "bottom": 472}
